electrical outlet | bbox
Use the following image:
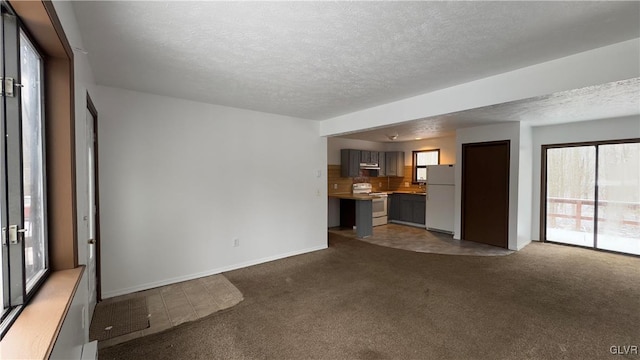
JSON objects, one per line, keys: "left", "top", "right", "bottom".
{"left": 233, "top": 238, "right": 240, "bottom": 247}
{"left": 379, "top": 182, "right": 382, "bottom": 188}
{"left": 333, "top": 183, "right": 338, "bottom": 190}
{"left": 404, "top": 182, "right": 409, "bottom": 187}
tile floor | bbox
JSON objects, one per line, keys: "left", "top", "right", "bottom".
{"left": 95, "top": 274, "right": 243, "bottom": 349}
{"left": 329, "top": 223, "right": 514, "bottom": 256}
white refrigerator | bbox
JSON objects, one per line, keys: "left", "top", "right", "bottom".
{"left": 425, "top": 164, "right": 455, "bottom": 233}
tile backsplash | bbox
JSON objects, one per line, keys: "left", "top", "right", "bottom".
{"left": 327, "top": 165, "right": 425, "bottom": 195}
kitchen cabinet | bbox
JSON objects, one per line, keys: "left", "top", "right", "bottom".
{"left": 389, "top": 193, "right": 425, "bottom": 226}
{"left": 411, "top": 197, "right": 426, "bottom": 224}
{"left": 341, "top": 149, "right": 361, "bottom": 177}
{"left": 341, "top": 149, "right": 393, "bottom": 178}
{"left": 377, "top": 152, "right": 386, "bottom": 176}
{"left": 360, "top": 150, "right": 379, "bottom": 164}
{"left": 385, "top": 151, "right": 405, "bottom": 177}
{"left": 360, "top": 150, "right": 371, "bottom": 163}
{"left": 335, "top": 197, "right": 373, "bottom": 238}
{"left": 371, "top": 151, "right": 379, "bottom": 164}
{"left": 389, "top": 194, "right": 401, "bottom": 221}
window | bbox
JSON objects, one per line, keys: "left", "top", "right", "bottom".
{"left": 413, "top": 149, "right": 440, "bottom": 183}
{"left": 0, "top": 6, "right": 48, "bottom": 336}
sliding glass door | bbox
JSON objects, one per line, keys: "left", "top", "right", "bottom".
{"left": 544, "top": 140, "right": 640, "bottom": 255}
{"left": 546, "top": 146, "right": 596, "bottom": 248}
{"left": 596, "top": 143, "right": 640, "bottom": 254}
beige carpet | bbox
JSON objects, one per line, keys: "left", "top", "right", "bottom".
{"left": 99, "top": 234, "right": 640, "bottom": 360}
{"left": 89, "top": 297, "right": 150, "bottom": 341}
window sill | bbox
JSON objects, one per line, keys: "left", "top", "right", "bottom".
{"left": 0, "top": 266, "right": 85, "bottom": 360}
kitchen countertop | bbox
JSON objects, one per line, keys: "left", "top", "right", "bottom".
{"left": 329, "top": 191, "right": 427, "bottom": 199}
{"left": 390, "top": 191, "right": 426, "bottom": 195}
{"left": 329, "top": 193, "right": 381, "bottom": 200}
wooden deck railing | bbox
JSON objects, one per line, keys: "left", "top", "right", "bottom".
{"left": 547, "top": 197, "right": 640, "bottom": 230}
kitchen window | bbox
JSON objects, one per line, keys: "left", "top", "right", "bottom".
{"left": 413, "top": 149, "right": 440, "bottom": 183}
{"left": 0, "top": 5, "right": 49, "bottom": 337}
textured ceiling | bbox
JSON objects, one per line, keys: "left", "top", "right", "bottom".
{"left": 73, "top": 1, "right": 640, "bottom": 120}
{"left": 339, "top": 78, "right": 640, "bottom": 142}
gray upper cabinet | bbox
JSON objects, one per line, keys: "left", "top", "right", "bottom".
{"left": 360, "top": 150, "right": 369, "bottom": 163}
{"left": 359, "top": 150, "right": 379, "bottom": 164}
{"left": 377, "top": 152, "right": 386, "bottom": 176}
{"left": 341, "top": 149, "right": 400, "bottom": 178}
{"left": 385, "top": 151, "right": 405, "bottom": 177}
{"left": 370, "top": 151, "right": 379, "bottom": 164}
{"left": 341, "top": 149, "right": 361, "bottom": 177}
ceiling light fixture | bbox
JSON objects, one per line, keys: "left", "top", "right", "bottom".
{"left": 387, "top": 133, "right": 398, "bottom": 141}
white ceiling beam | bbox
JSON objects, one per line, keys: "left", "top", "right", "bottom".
{"left": 320, "top": 38, "right": 640, "bottom": 137}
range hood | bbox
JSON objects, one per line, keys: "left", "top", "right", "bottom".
{"left": 359, "top": 162, "right": 380, "bottom": 170}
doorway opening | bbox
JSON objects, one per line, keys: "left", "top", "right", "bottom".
{"left": 86, "top": 93, "right": 102, "bottom": 317}
{"left": 542, "top": 139, "right": 640, "bottom": 255}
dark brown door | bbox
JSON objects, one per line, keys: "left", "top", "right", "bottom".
{"left": 462, "top": 140, "right": 510, "bottom": 248}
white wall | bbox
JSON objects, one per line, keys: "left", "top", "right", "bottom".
{"left": 320, "top": 38, "right": 640, "bottom": 137}
{"left": 95, "top": 85, "right": 327, "bottom": 297}
{"left": 530, "top": 115, "right": 640, "bottom": 241}
{"left": 455, "top": 122, "right": 530, "bottom": 250}
{"left": 517, "top": 124, "right": 533, "bottom": 250}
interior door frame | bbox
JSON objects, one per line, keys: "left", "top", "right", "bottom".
{"left": 461, "top": 140, "right": 510, "bottom": 248}
{"left": 86, "top": 92, "right": 102, "bottom": 301}
{"left": 540, "top": 138, "right": 640, "bottom": 252}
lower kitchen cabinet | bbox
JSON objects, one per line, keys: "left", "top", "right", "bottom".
{"left": 389, "top": 193, "right": 426, "bottom": 226}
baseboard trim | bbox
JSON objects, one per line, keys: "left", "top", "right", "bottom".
{"left": 102, "top": 244, "right": 328, "bottom": 299}
{"left": 390, "top": 220, "right": 426, "bottom": 229}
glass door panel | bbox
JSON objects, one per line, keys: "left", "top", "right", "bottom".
{"left": 597, "top": 143, "right": 640, "bottom": 255}
{"left": 546, "top": 146, "right": 596, "bottom": 247}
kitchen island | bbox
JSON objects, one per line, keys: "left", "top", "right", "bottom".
{"left": 329, "top": 193, "right": 379, "bottom": 238}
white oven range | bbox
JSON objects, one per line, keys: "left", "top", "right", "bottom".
{"left": 352, "top": 183, "right": 388, "bottom": 227}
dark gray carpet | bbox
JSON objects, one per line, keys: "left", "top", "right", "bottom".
{"left": 90, "top": 297, "right": 149, "bottom": 341}
{"left": 99, "top": 234, "right": 640, "bottom": 359}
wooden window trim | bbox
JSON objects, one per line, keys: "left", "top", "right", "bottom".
{"left": 0, "top": 266, "right": 84, "bottom": 359}
{"left": 0, "top": 0, "right": 81, "bottom": 356}
{"left": 10, "top": 0, "right": 77, "bottom": 270}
